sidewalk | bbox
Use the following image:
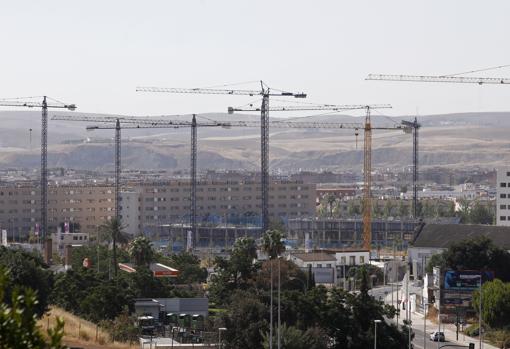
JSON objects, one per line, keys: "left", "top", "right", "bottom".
{"left": 383, "top": 290, "right": 498, "bottom": 349}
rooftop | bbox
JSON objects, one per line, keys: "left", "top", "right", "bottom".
{"left": 412, "top": 224, "right": 510, "bottom": 249}
{"left": 290, "top": 252, "right": 337, "bottom": 262}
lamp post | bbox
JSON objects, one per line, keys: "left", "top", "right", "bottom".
{"left": 218, "top": 327, "right": 227, "bottom": 348}
{"left": 423, "top": 302, "right": 429, "bottom": 349}
{"left": 374, "top": 319, "right": 382, "bottom": 349}
{"left": 478, "top": 274, "right": 482, "bottom": 349}
{"left": 278, "top": 256, "right": 281, "bottom": 349}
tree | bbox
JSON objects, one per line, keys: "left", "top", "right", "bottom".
{"left": 0, "top": 246, "right": 53, "bottom": 317}
{"left": 347, "top": 201, "right": 360, "bottom": 216}
{"left": 398, "top": 201, "right": 409, "bottom": 218}
{"left": 469, "top": 201, "right": 494, "bottom": 225}
{"left": 326, "top": 194, "right": 337, "bottom": 218}
{"left": 50, "top": 269, "right": 101, "bottom": 315}
{"left": 262, "top": 324, "right": 327, "bottom": 349}
{"left": 0, "top": 268, "right": 65, "bottom": 349}
{"left": 162, "top": 252, "right": 207, "bottom": 284}
{"left": 229, "top": 237, "right": 258, "bottom": 287}
{"left": 128, "top": 236, "right": 154, "bottom": 267}
{"left": 79, "top": 279, "right": 133, "bottom": 322}
{"left": 222, "top": 291, "right": 268, "bottom": 349}
{"left": 99, "top": 218, "right": 128, "bottom": 277}
{"left": 472, "top": 279, "right": 510, "bottom": 328}
{"left": 383, "top": 200, "right": 395, "bottom": 218}
{"left": 262, "top": 229, "right": 285, "bottom": 259}
{"left": 457, "top": 198, "right": 471, "bottom": 223}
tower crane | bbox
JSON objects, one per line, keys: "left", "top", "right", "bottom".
{"left": 52, "top": 114, "right": 229, "bottom": 249}
{"left": 0, "top": 96, "right": 76, "bottom": 244}
{"left": 367, "top": 69, "right": 510, "bottom": 219}
{"left": 228, "top": 103, "right": 394, "bottom": 251}
{"left": 55, "top": 111, "right": 412, "bottom": 250}
{"left": 136, "top": 81, "right": 306, "bottom": 233}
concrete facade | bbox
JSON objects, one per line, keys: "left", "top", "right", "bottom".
{"left": 497, "top": 168, "right": 510, "bottom": 226}
{"left": 0, "top": 183, "right": 115, "bottom": 237}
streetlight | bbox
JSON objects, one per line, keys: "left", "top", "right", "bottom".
{"left": 218, "top": 327, "right": 227, "bottom": 348}
{"left": 423, "top": 302, "right": 429, "bottom": 349}
{"left": 478, "top": 274, "right": 483, "bottom": 349}
{"left": 374, "top": 319, "right": 382, "bottom": 349}
{"left": 277, "top": 256, "right": 282, "bottom": 349}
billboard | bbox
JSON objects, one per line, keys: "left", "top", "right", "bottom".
{"left": 444, "top": 270, "right": 494, "bottom": 290}
{"left": 442, "top": 291, "right": 473, "bottom": 307}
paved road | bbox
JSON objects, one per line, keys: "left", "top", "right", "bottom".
{"left": 370, "top": 286, "right": 497, "bottom": 349}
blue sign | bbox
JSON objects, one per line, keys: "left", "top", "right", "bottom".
{"left": 444, "top": 270, "right": 494, "bottom": 290}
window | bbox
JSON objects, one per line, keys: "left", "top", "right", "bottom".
{"left": 317, "top": 264, "right": 322, "bottom": 268}
{"left": 501, "top": 194, "right": 507, "bottom": 199}
{"left": 507, "top": 172, "right": 510, "bottom": 177}
{"left": 326, "top": 264, "right": 332, "bottom": 268}
{"left": 501, "top": 205, "right": 507, "bottom": 210}
{"left": 501, "top": 216, "right": 507, "bottom": 221}
{"left": 360, "top": 256, "right": 365, "bottom": 264}
{"left": 349, "top": 256, "right": 356, "bottom": 265}
{"left": 501, "top": 183, "right": 507, "bottom": 187}
{"left": 340, "top": 256, "right": 346, "bottom": 265}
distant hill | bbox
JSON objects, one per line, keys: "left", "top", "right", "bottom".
{"left": 0, "top": 110, "right": 508, "bottom": 172}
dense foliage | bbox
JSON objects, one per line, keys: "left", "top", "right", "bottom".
{"left": 0, "top": 246, "right": 53, "bottom": 317}
{"left": 0, "top": 267, "right": 65, "bottom": 349}
{"left": 210, "top": 230, "right": 409, "bottom": 349}
{"left": 472, "top": 279, "right": 510, "bottom": 328}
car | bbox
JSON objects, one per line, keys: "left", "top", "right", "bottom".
{"left": 430, "top": 331, "right": 445, "bottom": 342}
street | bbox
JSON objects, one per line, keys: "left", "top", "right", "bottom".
{"left": 368, "top": 286, "right": 498, "bottom": 349}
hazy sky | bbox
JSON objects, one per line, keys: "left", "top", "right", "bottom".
{"left": 1, "top": 0, "right": 509, "bottom": 118}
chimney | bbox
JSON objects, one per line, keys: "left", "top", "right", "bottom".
{"left": 64, "top": 245, "right": 73, "bottom": 270}
{"left": 44, "top": 238, "right": 52, "bottom": 265}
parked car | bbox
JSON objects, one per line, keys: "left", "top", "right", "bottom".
{"left": 430, "top": 331, "right": 445, "bottom": 342}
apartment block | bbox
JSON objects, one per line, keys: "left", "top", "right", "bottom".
{"left": 0, "top": 183, "right": 115, "bottom": 238}
{"left": 497, "top": 168, "right": 510, "bottom": 226}
{"left": 120, "top": 179, "right": 316, "bottom": 235}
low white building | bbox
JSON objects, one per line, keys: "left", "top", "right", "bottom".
{"left": 289, "top": 249, "right": 371, "bottom": 286}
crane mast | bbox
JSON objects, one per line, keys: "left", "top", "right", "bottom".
{"left": 191, "top": 115, "right": 198, "bottom": 248}
{"left": 363, "top": 107, "right": 372, "bottom": 251}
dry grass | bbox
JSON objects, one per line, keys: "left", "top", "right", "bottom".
{"left": 38, "top": 307, "right": 138, "bottom": 349}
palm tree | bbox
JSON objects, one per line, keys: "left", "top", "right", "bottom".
{"left": 262, "top": 229, "right": 285, "bottom": 260}
{"left": 128, "top": 236, "right": 154, "bottom": 268}
{"left": 99, "top": 218, "right": 128, "bottom": 277}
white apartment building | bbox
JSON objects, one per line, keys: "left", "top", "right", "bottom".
{"left": 497, "top": 168, "right": 510, "bottom": 226}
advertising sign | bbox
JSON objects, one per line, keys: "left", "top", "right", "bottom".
{"left": 442, "top": 291, "right": 473, "bottom": 307}
{"left": 444, "top": 270, "right": 494, "bottom": 290}
{"left": 433, "top": 266, "right": 441, "bottom": 288}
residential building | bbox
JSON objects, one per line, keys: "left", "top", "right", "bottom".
{"left": 0, "top": 183, "right": 115, "bottom": 238}
{"left": 497, "top": 168, "right": 510, "bottom": 226}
